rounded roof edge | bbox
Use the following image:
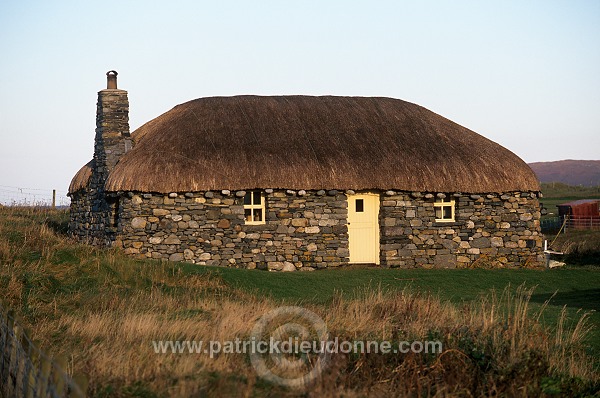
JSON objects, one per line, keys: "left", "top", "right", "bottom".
{"left": 68, "top": 159, "right": 94, "bottom": 195}
{"left": 101, "top": 95, "right": 539, "bottom": 194}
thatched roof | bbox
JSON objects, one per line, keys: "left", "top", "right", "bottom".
{"left": 69, "top": 160, "right": 94, "bottom": 195}
{"left": 71, "top": 96, "right": 540, "bottom": 194}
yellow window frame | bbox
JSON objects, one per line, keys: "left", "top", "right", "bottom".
{"left": 434, "top": 197, "right": 455, "bottom": 222}
{"left": 243, "top": 191, "right": 265, "bottom": 225}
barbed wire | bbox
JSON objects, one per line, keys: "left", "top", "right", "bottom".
{"left": 0, "top": 184, "right": 67, "bottom": 192}
{"left": 0, "top": 185, "right": 70, "bottom": 207}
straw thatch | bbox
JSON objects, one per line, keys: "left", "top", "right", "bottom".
{"left": 72, "top": 96, "right": 539, "bottom": 194}
{"left": 69, "top": 160, "right": 94, "bottom": 194}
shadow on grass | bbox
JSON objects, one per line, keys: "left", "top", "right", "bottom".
{"left": 45, "top": 218, "right": 69, "bottom": 236}
{"left": 530, "top": 288, "right": 600, "bottom": 312}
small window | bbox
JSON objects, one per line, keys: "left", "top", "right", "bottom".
{"left": 526, "top": 240, "right": 536, "bottom": 249}
{"left": 355, "top": 199, "right": 364, "bottom": 212}
{"left": 244, "top": 191, "right": 265, "bottom": 224}
{"left": 434, "top": 197, "right": 455, "bottom": 222}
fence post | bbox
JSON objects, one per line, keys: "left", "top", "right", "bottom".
{"left": 52, "top": 354, "right": 68, "bottom": 396}
{"left": 26, "top": 340, "right": 41, "bottom": 398}
{"left": 20, "top": 328, "right": 35, "bottom": 398}
{"left": 37, "top": 352, "right": 52, "bottom": 398}
{"left": 0, "top": 305, "right": 7, "bottom": 376}
{"left": 73, "top": 372, "right": 89, "bottom": 398}
{"left": 52, "top": 189, "right": 56, "bottom": 209}
{"left": 8, "top": 322, "right": 22, "bottom": 397}
{"left": 1, "top": 308, "right": 12, "bottom": 398}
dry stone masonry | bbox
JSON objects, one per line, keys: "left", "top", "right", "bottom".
{"left": 379, "top": 191, "right": 543, "bottom": 268}
{"left": 71, "top": 188, "right": 543, "bottom": 270}
{"left": 114, "top": 190, "right": 349, "bottom": 271}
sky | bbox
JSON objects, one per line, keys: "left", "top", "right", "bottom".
{"left": 0, "top": 0, "right": 599, "bottom": 205}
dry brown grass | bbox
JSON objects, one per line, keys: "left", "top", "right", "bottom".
{"left": 552, "top": 230, "right": 600, "bottom": 254}
{"left": 1, "top": 207, "right": 598, "bottom": 396}
{"left": 12, "top": 280, "right": 594, "bottom": 396}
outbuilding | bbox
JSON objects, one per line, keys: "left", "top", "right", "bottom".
{"left": 557, "top": 199, "right": 600, "bottom": 229}
{"left": 69, "top": 72, "right": 544, "bottom": 269}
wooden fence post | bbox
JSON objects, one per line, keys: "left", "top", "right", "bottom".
{"left": 8, "top": 322, "right": 22, "bottom": 397}
{"left": 37, "top": 352, "right": 52, "bottom": 398}
{"left": 73, "top": 372, "right": 89, "bottom": 398}
{"left": 26, "top": 340, "right": 41, "bottom": 398}
{"left": 0, "top": 309, "right": 11, "bottom": 398}
{"left": 20, "top": 328, "right": 36, "bottom": 398}
{"left": 52, "top": 354, "right": 68, "bottom": 396}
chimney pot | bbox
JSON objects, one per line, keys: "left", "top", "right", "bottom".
{"left": 106, "top": 70, "right": 118, "bottom": 89}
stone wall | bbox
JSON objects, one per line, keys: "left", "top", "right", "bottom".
{"left": 380, "top": 191, "right": 543, "bottom": 268}
{"left": 115, "top": 190, "right": 349, "bottom": 271}
{"left": 71, "top": 188, "right": 543, "bottom": 269}
{"left": 69, "top": 190, "right": 119, "bottom": 245}
{"left": 69, "top": 89, "right": 130, "bottom": 244}
{"left": 69, "top": 190, "right": 92, "bottom": 241}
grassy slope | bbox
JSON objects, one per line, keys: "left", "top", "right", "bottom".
{"left": 1, "top": 207, "right": 599, "bottom": 396}
{"left": 540, "top": 182, "right": 600, "bottom": 219}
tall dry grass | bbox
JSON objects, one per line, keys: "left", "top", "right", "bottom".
{"left": 1, "top": 206, "right": 598, "bottom": 396}
{"left": 19, "top": 280, "right": 596, "bottom": 396}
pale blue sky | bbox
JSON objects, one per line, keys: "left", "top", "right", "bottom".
{"left": 0, "top": 0, "right": 599, "bottom": 204}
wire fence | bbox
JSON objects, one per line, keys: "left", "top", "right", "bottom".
{"left": 541, "top": 216, "right": 600, "bottom": 233}
{"left": 0, "top": 185, "right": 70, "bottom": 207}
{"left": 0, "top": 301, "right": 87, "bottom": 397}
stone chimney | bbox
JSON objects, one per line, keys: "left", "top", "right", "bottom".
{"left": 84, "top": 71, "right": 132, "bottom": 245}
{"left": 94, "top": 70, "right": 131, "bottom": 182}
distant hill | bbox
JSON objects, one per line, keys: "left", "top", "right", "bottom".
{"left": 529, "top": 160, "right": 600, "bottom": 187}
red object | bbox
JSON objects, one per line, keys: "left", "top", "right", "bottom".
{"left": 557, "top": 199, "right": 600, "bottom": 229}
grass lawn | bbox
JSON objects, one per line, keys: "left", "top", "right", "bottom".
{"left": 1, "top": 207, "right": 599, "bottom": 395}
{"left": 184, "top": 265, "right": 600, "bottom": 360}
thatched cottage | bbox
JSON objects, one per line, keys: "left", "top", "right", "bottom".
{"left": 69, "top": 72, "right": 544, "bottom": 270}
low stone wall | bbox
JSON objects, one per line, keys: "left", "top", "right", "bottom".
{"left": 380, "top": 191, "right": 543, "bottom": 268}
{"left": 116, "top": 190, "right": 349, "bottom": 271}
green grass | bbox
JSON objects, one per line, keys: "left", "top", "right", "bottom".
{"left": 2, "top": 207, "right": 599, "bottom": 359}
{"left": 540, "top": 182, "right": 600, "bottom": 220}
{"left": 1, "top": 207, "right": 599, "bottom": 395}
{"left": 181, "top": 265, "right": 600, "bottom": 360}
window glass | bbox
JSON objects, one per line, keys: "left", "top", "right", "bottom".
{"left": 356, "top": 199, "right": 364, "bottom": 212}
{"left": 443, "top": 206, "right": 452, "bottom": 219}
{"left": 243, "top": 191, "right": 266, "bottom": 224}
{"left": 434, "top": 195, "right": 455, "bottom": 222}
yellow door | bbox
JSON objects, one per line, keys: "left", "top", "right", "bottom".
{"left": 348, "top": 193, "right": 380, "bottom": 264}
